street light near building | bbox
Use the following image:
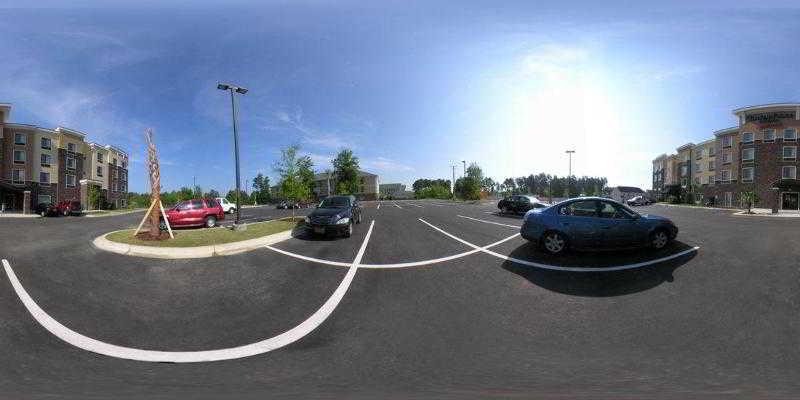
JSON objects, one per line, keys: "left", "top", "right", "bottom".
{"left": 217, "top": 82, "right": 248, "bottom": 229}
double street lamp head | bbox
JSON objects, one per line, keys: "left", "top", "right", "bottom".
{"left": 217, "top": 83, "right": 248, "bottom": 94}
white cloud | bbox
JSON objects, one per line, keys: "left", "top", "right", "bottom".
{"left": 361, "top": 157, "right": 414, "bottom": 173}
{"left": 272, "top": 107, "right": 357, "bottom": 150}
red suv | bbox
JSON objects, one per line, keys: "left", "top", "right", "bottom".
{"left": 160, "top": 198, "right": 224, "bottom": 229}
{"left": 56, "top": 200, "right": 81, "bottom": 216}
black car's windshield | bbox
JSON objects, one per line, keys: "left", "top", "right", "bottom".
{"left": 318, "top": 197, "right": 351, "bottom": 208}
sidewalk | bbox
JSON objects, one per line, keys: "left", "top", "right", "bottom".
{"left": 0, "top": 212, "right": 40, "bottom": 218}
{"left": 733, "top": 208, "right": 800, "bottom": 218}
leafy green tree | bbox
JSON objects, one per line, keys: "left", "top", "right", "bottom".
{"left": 332, "top": 148, "right": 360, "bottom": 195}
{"left": 274, "top": 145, "right": 311, "bottom": 218}
{"left": 741, "top": 191, "right": 758, "bottom": 213}
{"left": 177, "top": 186, "right": 194, "bottom": 201}
{"left": 252, "top": 173, "right": 272, "bottom": 204}
{"left": 297, "top": 155, "right": 316, "bottom": 196}
{"left": 454, "top": 176, "right": 481, "bottom": 200}
{"left": 205, "top": 189, "right": 220, "bottom": 199}
{"left": 88, "top": 185, "right": 102, "bottom": 210}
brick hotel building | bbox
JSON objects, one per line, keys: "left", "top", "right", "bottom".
{"left": 653, "top": 103, "right": 800, "bottom": 210}
{"left": 0, "top": 103, "right": 128, "bottom": 213}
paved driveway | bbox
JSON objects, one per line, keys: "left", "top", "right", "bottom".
{"left": 1, "top": 201, "right": 798, "bottom": 399}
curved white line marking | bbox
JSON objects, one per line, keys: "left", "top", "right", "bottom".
{"left": 457, "top": 215, "right": 521, "bottom": 229}
{"left": 418, "top": 218, "right": 699, "bottom": 272}
{"left": 1, "top": 220, "right": 375, "bottom": 363}
{"left": 265, "top": 233, "right": 520, "bottom": 269}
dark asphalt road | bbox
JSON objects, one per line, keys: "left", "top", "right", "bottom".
{"left": 1, "top": 200, "right": 799, "bottom": 399}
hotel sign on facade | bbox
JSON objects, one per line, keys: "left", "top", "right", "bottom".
{"left": 744, "top": 111, "right": 796, "bottom": 123}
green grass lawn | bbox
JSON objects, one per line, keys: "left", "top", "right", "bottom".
{"left": 106, "top": 217, "right": 302, "bottom": 247}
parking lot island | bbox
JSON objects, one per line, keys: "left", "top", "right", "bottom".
{"left": 94, "top": 217, "right": 301, "bottom": 258}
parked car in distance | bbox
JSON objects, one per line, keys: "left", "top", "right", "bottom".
{"left": 160, "top": 198, "right": 224, "bottom": 229}
{"left": 304, "top": 195, "right": 362, "bottom": 238}
{"left": 277, "top": 201, "right": 299, "bottom": 209}
{"left": 216, "top": 197, "right": 237, "bottom": 214}
{"left": 626, "top": 195, "right": 654, "bottom": 206}
{"left": 498, "top": 195, "right": 549, "bottom": 214}
{"left": 520, "top": 197, "right": 678, "bottom": 255}
{"left": 35, "top": 203, "right": 59, "bottom": 217}
{"left": 56, "top": 200, "right": 81, "bottom": 216}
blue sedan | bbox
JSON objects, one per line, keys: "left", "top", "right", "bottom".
{"left": 520, "top": 197, "right": 678, "bottom": 255}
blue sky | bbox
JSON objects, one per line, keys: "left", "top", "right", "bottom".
{"left": 2, "top": 0, "right": 800, "bottom": 193}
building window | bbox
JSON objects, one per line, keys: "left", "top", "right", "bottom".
{"left": 13, "top": 150, "right": 26, "bottom": 163}
{"left": 39, "top": 171, "right": 50, "bottom": 185}
{"left": 96, "top": 166, "right": 103, "bottom": 177}
{"left": 112, "top": 182, "right": 117, "bottom": 192}
{"left": 784, "top": 146, "right": 797, "bottom": 160}
{"left": 41, "top": 137, "right": 52, "bottom": 149}
{"left": 680, "top": 165, "right": 688, "bottom": 176}
{"left": 707, "top": 175, "right": 714, "bottom": 185}
{"left": 741, "top": 167, "right": 754, "bottom": 182}
{"left": 696, "top": 148, "right": 704, "bottom": 159}
{"left": 708, "top": 146, "right": 716, "bottom": 156}
{"left": 708, "top": 160, "right": 715, "bottom": 171}
{"left": 12, "top": 169, "right": 24, "bottom": 184}
{"left": 694, "top": 162, "right": 701, "bottom": 172}
{"left": 41, "top": 153, "right": 52, "bottom": 166}
{"left": 66, "top": 174, "right": 76, "bottom": 187}
{"left": 722, "top": 151, "right": 731, "bottom": 164}
{"left": 37, "top": 195, "right": 51, "bottom": 204}
{"left": 784, "top": 128, "right": 797, "bottom": 141}
{"left": 741, "top": 147, "right": 755, "bottom": 161}
{"left": 764, "top": 129, "right": 776, "bottom": 142}
{"left": 783, "top": 166, "right": 797, "bottom": 179}
{"left": 694, "top": 177, "right": 700, "bottom": 184}
{"left": 67, "top": 142, "right": 77, "bottom": 153}
{"left": 14, "top": 133, "right": 26, "bottom": 145}
{"left": 66, "top": 156, "right": 76, "bottom": 169}
{"left": 721, "top": 170, "right": 731, "bottom": 182}
{"left": 112, "top": 158, "right": 117, "bottom": 166}
{"left": 742, "top": 132, "right": 754, "bottom": 143}
{"left": 122, "top": 160, "right": 127, "bottom": 169}
{"left": 722, "top": 136, "right": 733, "bottom": 147}
{"left": 97, "top": 153, "right": 104, "bottom": 163}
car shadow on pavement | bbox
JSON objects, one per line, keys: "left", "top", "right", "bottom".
{"left": 289, "top": 225, "right": 348, "bottom": 241}
{"left": 500, "top": 241, "right": 696, "bottom": 297}
{"left": 489, "top": 212, "right": 524, "bottom": 220}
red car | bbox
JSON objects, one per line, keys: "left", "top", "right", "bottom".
{"left": 56, "top": 200, "right": 81, "bottom": 216}
{"left": 160, "top": 198, "right": 224, "bottom": 229}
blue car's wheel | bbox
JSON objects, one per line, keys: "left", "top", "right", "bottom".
{"left": 541, "top": 231, "right": 567, "bottom": 255}
{"left": 651, "top": 229, "right": 669, "bottom": 250}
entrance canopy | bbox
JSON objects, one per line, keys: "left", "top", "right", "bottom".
{"left": 771, "top": 179, "right": 800, "bottom": 191}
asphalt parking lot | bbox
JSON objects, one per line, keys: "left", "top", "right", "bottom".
{"left": 2, "top": 200, "right": 800, "bottom": 399}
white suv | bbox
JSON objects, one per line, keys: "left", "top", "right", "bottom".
{"left": 216, "top": 197, "right": 237, "bottom": 214}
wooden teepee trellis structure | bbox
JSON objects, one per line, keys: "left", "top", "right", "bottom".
{"left": 133, "top": 128, "right": 174, "bottom": 239}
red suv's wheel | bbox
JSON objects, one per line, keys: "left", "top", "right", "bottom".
{"left": 205, "top": 215, "right": 217, "bottom": 228}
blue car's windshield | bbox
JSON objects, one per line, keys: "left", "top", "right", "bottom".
{"left": 319, "top": 197, "right": 351, "bottom": 208}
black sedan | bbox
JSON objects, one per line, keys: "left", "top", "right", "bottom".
{"left": 497, "top": 195, "right": 549, "bottom": 214}
{"left": 34, "top": 203, "right": 59, "bottom": 217}
{"left": 304, "top": 195, "right": 362, "bottom": 237}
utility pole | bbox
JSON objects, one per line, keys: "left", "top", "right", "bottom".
{"left": 451, "top": 165, "right": 456, "bottom": 196}
{"left": 565, "top": 150, "right": 575, "bottom": 198}
{"left": 193, "top": 176, "right": 196, "bottom": 196}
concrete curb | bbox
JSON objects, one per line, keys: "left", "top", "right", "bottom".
{"left": 0, "top": 213, "right": 41, "bottom": 218}
{"left": 732, "top": 210, "right": 800, "bottom": 218}
{"left": 93, "top": 229, "right": 294, "bottom": 259}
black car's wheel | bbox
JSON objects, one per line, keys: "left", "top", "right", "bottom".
{"left": 650, "top": 229, "right": 670, "bottom": 250}
{"left": 62, "top": 209, "right": 69, "bottom": 216}
{"left": 356, "top": 213, "right": 362, "bottom": 224}
{"left": 205, "top": 215, "right": 217, "bottom": 228}
{"left": 159, "top": 219, "right": 167, "bottom": 231}
{"left": 344, "top": 222, "right": 353, "bottom": 238}
{"left": 40, "top": 210, "right": 47, "bottom": 217}
{"left": 541, "top": 231, "right": 568, "bottom": 255}
{"left": 501, "top": 205, "right": 509, "bottom": 214}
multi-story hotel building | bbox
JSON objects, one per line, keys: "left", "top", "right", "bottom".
{"left": 0, "top": 103, "right": 128, "bottom": 213}
{"left": 653, "top": 103, "right": 800, "bottom": 210}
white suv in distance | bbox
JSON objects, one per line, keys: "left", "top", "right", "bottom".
{"left": 215, "top": 197, "right": 237, "bottom": 214}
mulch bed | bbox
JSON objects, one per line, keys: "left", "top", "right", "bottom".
{"left": 134, "top": 231, "right": 174, "bottom": 241}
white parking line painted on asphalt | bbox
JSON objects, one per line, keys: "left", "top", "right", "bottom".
{"left": 457, "top": 215, "right": 521, "bottom": 229}
{"left": 1, "top": 220, "right": 376, "bottom": 363}
{"left": 265, "top": 231, "right": 520, "bottom": 269}
{"left": 393, "top": 202, "right": 402, "bottom": 209}
{"left": 408, "top": 203, "right": 423, "bottom": 208}
{"left": 418, "top": 219, "right": 700, "bottom": 272}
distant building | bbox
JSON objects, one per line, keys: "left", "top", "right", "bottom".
{"left": 313, "top": 170, "right": 379, "bottom": 201}
{"left": 379, "top": 183, "right": 406, "bottom": 197}
{"left": 609, "top": 186, "right": 645, "bottom": 203}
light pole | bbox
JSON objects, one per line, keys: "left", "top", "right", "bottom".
{"left": 217, "top": 82, "right": 248, "bottom": 229}
{"left": 462, "top": 160, "right": 466, "bottom": 178}
{"left": 451, "top": 165, "right": 456, "bottom": 196}
{"left": 565, "top": 150, "right": 575, "bottom": 198}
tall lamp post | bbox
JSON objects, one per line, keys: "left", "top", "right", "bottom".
{"left": 565, "top": 150, "right": 575, "bottom": 198}
{"left": 461, "top": 160, "right": 466, "bottom": 177}
{"left": 217, "top": 82, "right": 248, "bottom": 229}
